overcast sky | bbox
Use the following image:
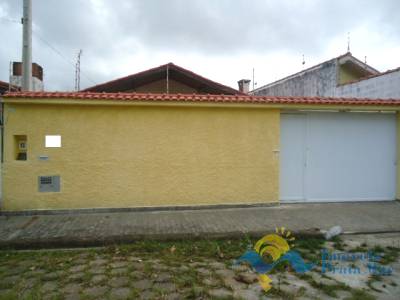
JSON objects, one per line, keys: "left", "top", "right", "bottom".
{"left": 0, "top": 0, "right": 399, "bottom": 91}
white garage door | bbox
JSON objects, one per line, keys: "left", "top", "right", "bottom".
{"left": 280, "top": 112, "right": 397, "bottom": 202}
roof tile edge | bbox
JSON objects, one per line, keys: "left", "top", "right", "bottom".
{"left": 3, "top": 91, "right": 400, "bottom": 106}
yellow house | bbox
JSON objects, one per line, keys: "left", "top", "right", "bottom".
{"left": 1, "top": 91, "right": 400, "bottom": 212}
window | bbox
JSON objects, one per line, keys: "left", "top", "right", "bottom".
{"left": 14, "top": 135, "right": 27, "bottom": 160}
{"left": 45, "top": 135, "right": 61, "bottom": 148}
{"left": 40, "top": 176, "right": 53, "bottom": 185}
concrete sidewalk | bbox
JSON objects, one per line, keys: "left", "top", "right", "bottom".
{"left": 1, "top": 202, "right": 400, "bottom": 249}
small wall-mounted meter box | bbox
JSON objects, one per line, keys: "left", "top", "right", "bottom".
{"left": 15, "top": 135, "right": 27, "bottom": 161}
{"left": 19, "top": 141, "right": 27, "bottom": 151}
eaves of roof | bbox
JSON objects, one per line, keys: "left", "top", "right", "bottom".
{"left": 3, "top": 92, "right": 400, "bottom": 108}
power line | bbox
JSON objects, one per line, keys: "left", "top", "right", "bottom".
{"left": 32, "top": 30, "right": 97, "bottom": 86}
{"left": 0, "top": 16, "right": 97, "bottom": 86}
{"left": 0, "top": 16, "right": 20, "bottom": 24}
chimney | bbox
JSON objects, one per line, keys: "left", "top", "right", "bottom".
{"left": 238, "top": 79, "right": 251, "bottom": 94}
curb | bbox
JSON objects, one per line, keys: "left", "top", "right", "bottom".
{"left": 1, "top": 230, "right": 399, "bottom": 251}
{"left": 0, "top": 202, "right": 279, "bottom": 216}
{"left": 3, "top": 230, "right": 400, "bottom": 251}
{"left": 0, "top": 229, "right": 324, "bottom": 251}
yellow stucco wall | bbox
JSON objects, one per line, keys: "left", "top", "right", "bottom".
{"left": 2, "top": 102, "right": 280, "bottom": 210}
{"left": 338, "top": 63, "right": 368, "bottom": 85}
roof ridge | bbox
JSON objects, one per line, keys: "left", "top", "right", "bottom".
{"left": 82, "top": 62, "right": 243, "bottom": 95}
{"left": 81, "top": 63, "right": 173, "bottom": 92}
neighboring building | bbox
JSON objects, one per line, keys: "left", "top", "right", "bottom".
{"left": 0, "top": 80, "right": 19, "bottom": 95}
{"left": 252, "top": 52, "right": 400, "bottom": 99}
{"left": 0, "top": 81, "right": 10, "bottom": 95}
{"left": 10, "top": 62, "right": 44, "bottom": 92}
{"left": 336, "top": 67, "right": 400, "bottom": 99}
{"left": 2, "top": 91, "right": 400, "bottom": 211}
{"left": 83, "top": 62, "right": 242, "bottom": 95}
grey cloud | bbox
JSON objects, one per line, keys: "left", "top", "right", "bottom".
{"left": 109, "top": 0, "right": 400, "bottom": 54}
{"left": 0, "top": 0, "right": 399, "bottom": 90}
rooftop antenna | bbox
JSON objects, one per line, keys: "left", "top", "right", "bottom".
{"left": 21, "top": 0, "right": 32, "bottom": 91}
{"left": 74, "top": 49, "right": 82, "bottom": 91}
{"left": 347, "top": 32, "right": 351, "bottom": 53}
{"left": 9, "top": 61, "right": 12, "bottom": 92}
{"left": 302, "top": 54, "right": 305, "bottom": 69}
{"left": 251, "top": 68, "right": 258, "bottom": 91}
{"left": 364, "top": 56, "right": 367, "bottom": 64}
{"left": 166, "top": 64, "right": 169, "bottom": 94}
{"left": 252, "top": 68, "right": 255, "bottom": 91}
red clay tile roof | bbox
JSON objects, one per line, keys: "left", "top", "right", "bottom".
{"left": 3, "top": 91, "right": 400, "bottom": 106}
{"left": 82, "top": 62, "right": 243, "bottom": 95}
{"left": 0, "top": 80, "right": 19, "bottom": 94}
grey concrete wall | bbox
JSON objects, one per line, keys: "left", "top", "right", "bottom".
{"left": 335, "top": 70, "right": 400, "bottom": 99}
{"left": 252, "top": 60, "right": 338, "bottom": 97}
{"left": 252, "top": 59, "right": 400, "bottom": 100}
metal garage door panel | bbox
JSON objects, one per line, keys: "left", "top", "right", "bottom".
{"left": 280, "top": 112, "right": 397, "bottom": 202}
{"left": 280, "top": 114, "right": 306, "bottom": 201}
{"left": 305, "top": 112, "right": 397, "bottom": 202}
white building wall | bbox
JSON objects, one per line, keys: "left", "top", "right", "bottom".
{"left": 335, "top": 70, "right": 400, "bottom": 99}
{"left": 10, "top": 75, "right": 44, "bottom": 91}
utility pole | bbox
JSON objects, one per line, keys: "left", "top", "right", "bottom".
{"left": 21, "top": 0, "right": 32, "bottom": 91}
{"left": 75, "top": 50, "right": 82, "bottom": 91}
